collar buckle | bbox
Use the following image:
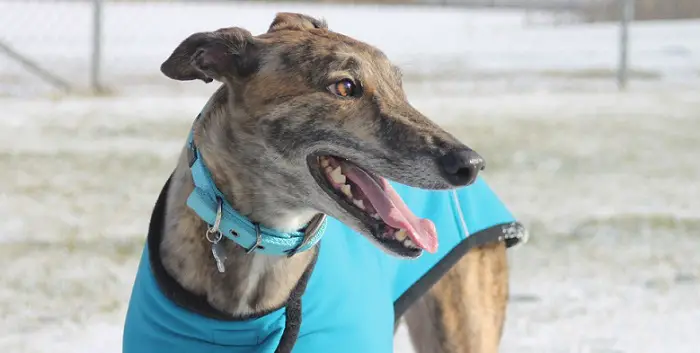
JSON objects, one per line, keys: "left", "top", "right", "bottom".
{"left": 244, "top": 223, "right": 263, "bottom": 254}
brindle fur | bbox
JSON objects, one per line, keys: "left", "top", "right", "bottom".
{"left": 158, "top": 12, "right": 508, "bottom": 352}
{"left": 404, "top": 242, "right": 509, "bottom": 353}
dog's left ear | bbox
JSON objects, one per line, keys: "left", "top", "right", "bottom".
{"left": 267, "top": 12, "right": 327, "bottom": 32}
{"left": 160, "top": 27, "right": 258, "bottom": 84}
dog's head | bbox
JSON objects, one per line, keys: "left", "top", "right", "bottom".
{"left": 161, "top": 13, "right": 484, "bottom": 258}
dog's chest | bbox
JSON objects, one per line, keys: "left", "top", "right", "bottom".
{"left": 293, "top": 221, "right": 397, "bottom": 352}
{"left": 122, "top": 222, "right": 398, "bottom": 353}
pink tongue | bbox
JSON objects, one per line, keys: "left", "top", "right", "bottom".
{"left": 343, "top": 164, "right": 438, "bottom": 253}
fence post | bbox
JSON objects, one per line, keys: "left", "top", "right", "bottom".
{"left": 617, "top": 0, "right": 635, "bottom": 90}
{"left": 91, "top": 0, "right": 104, "bottom": 93}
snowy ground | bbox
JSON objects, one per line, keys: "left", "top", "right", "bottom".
{"left": 1, "top": 2, "right": 699, "bottom": 353}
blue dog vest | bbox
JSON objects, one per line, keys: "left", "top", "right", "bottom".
{"left": 123, "top": 174, "right": 525, "bottom": 352}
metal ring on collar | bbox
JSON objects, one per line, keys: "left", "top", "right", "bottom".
{"left": 285, "top": 213, "right": 326, "bottom": 257}
{"left": 205, "top": 197, "right": 224, "bottom": 244}
{"left": 205, "top": 228, "right": 222, "bottom": 243}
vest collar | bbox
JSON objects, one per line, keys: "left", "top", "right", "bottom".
{"left": 185, "top": 114, "right": 328, "bottom": 261}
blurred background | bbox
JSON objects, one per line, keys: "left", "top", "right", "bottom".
{"left": 0, "top": 0, "right": 698, "bottom": 352}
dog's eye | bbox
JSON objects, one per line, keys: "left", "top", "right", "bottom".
{"left": 327, "top": 79, "right": 357, "bottom": 98}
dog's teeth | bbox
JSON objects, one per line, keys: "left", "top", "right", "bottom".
{"left": 395, "top": 229, "right": 407, "bottom": 241}
{"left": 325, "top": 166, "right": 333, "bottom": 174}
{"left": 340, "top": 184, "right": 352, "bottom": 197}
{"left": 371, "top": 213, "right": 381, "bottom": 220}
{"left": 320, "top": 158, "right": 329, "bottom": 168}
{"left": 404, "top": 238, "right": 418, "bottom": 249}
{"left": 330, "top": 167, "right": 346, "bottom": 184}
{"left": 353, "top": 199, "right": 365, "bottom": 210}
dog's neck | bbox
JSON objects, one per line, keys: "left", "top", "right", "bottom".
{"left": 160, "top": 85, "right": 319, "bottom": 317}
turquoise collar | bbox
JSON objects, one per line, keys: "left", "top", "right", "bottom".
{"left": 185, "top": 114, "right": 327, "bottom": 268}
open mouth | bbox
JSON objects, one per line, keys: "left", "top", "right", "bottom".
{"left": 308, "top": 155, "right": 438, "bottom": 258}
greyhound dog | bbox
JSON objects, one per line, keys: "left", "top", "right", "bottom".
{"left": 122, "top": 12, "right": 525, "bottom": 353}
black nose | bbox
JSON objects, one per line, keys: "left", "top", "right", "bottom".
{"left": 438, "top": 149, "right": 485, "bottom": 186}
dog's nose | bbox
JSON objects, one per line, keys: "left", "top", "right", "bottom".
{"left": 438, "top": 149, "right": 485, "bottom": 186}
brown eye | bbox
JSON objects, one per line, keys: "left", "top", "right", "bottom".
{"left": 327, "top": 79, "right": 357, "bottom": 98}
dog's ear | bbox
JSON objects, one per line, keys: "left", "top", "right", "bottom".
{"left": 160, "top": 27, "right": 258, "bottom": 84}
{"left": 267, "top": 12, "right": 327, "bottom": 33}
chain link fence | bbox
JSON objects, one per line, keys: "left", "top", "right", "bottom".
{"left": 0, "top": 0, "right": 211, "bottom": 96}
{"left": 0, "top": 1, "right": 94, "bottom": 95}
{"left": 582, "top": 0, "right": 700, "bottom": 21}
{"left": 0, "top": 0, "right": 697, "bottom": 97}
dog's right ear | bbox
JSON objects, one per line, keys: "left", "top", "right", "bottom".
{"left": 160, "top": 27, "right": 258, "bottom": 84}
